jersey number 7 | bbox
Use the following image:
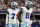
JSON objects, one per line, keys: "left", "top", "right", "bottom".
{"left": 12, "top": 13, "right": 15, "bottom": 19}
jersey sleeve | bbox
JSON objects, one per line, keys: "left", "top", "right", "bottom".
{"left": 20, "top": 7, "right": 24, "bottom": 10}
{"left": 7, "top": 9, "right": 11, "bottom": 13}
{"left": 20, "top": 8, "right": 23, "bottom": 10}
{"left": 6, "top": 14, "right": 9, "bottom": 24}
{"left": 6, "top": 9, "right": 9, "bottom": 13}
{"left": 20, "top": 7, "right": 25, "bottom": 13}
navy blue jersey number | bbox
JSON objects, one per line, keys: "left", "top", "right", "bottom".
{"left": 12, "top": 13, "right": 15, "bottom": 19}
{"left": 25, "top": 13, "right": 30, "bottom": 19}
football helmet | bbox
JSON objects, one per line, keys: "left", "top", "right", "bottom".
{"left": 25, "top": 1, "right": 33, "bottom": 8}
{"left": 11, "top": 2, "right": 18, "bottom": 9}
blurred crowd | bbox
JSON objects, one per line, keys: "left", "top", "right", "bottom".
{"left": 0, "top": 0, "right": 40, "bottom": 11}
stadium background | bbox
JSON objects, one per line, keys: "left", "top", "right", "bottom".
{"left": 0, "top": 0, "right": 40, "bottom": 27}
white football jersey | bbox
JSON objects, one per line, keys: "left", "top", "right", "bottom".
{"left": 21, "top": 7, "right": 33, "bottom": 22}
{"left": 6, "top": 8, "right": 19, "bottom": 24}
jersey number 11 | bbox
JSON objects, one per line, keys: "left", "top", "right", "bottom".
{"left": 25, "top": 13, "right": 30, "bottom": 19}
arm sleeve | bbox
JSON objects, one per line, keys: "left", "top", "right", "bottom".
{"left": 6, "top": 14, "right": 9, "bottom": 24}
{"left": 7, "top": 9, "right": 9, "bottom": 13}
{"left": 20, "top": 8, "right": 23, "bottom": 10}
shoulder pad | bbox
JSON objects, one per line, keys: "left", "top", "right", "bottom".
{"left": 20, "top": 7, "right": 25, "bottom": 10}
{"left": 7, "top": 8, "right": 11, "bottom": 12}
{"left": 20, "top": 8, "right": 23, "bottom": 10}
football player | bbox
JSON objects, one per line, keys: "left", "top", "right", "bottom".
{"left": 6, "top": 2, "right": 20, "bottom": 27}
{"left": 17, "top": 1, "right": 34, "bottom": 27}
